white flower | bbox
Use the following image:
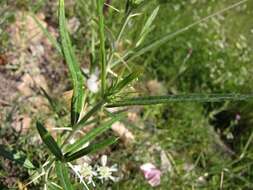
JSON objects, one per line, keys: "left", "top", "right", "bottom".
{"left": 69, "top": 164, "right": 89, "bottom": 189}
{"left": 87, "top": 74, "right": 99, "bottom": 93}
{"left": 71, "top": 163, "right": 97, "bottom": 187}
{"left": 82, "top": 67, "right": 100, "bottom": 93}
{"left": 72, "top": 164, "right": 82, "bottom": 173}
{"left": 97, "top": 155, "right": 118, "bottom": 182}
{"left": 80, "top": 163, "right": 97, "bottom": 186}
{"left": 69, "top": 138, "right": 76, "bottom": 145}
{"left": 67, "top": 17, "right": 80, "bottom": 34}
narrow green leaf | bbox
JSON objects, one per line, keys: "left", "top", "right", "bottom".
{"left": 66, "top": 115, "right": 123, "bottom": 153}
{"left": 31, "top": 13, "right": 63, "bottom": 55}
{"left": 59, "top": 0, "right": 85, "bottom": 125}
{"left": 65, "top": 137, "right": 118, "bottom": 162}
{"left": 0, "top": 145, "right": 35, "bottom": 169}
{"left": 106, "top": 94, "right": 253, "bottom": 107}
{"left": 55, "top": 161, "right": 75, "bottom": 190}
{"left": 136, "top": 6, "right": 160, "bottom": 47}
{"left": 97, "top": 0, "right": 107, "bottom": 96}
{"left": 36, "top": 122, "right": 63, "bottom": 160}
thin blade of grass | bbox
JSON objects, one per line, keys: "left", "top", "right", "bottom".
{"left": 47, "top": 182, "right": 63, "bottom": 190}
{"left": 0, "top": 145, "right": 35, "bottom": 169}
{"left": 65, "top": 137, "right": 118, "bottom": 162}
{"left": 240, "top": 130, "right": 253, "bottom": 159}
{"left": 36, "top": 122, "right": 63, "bottom": 160}
{"left": 66, "top": 115, "right": 123, "bottom": 153}
{"left": 97, "top": 0, "right": 107, "bottom": 96}
{"left": 136, "top": 6, "right": 160, "bottom": 47}
{"left": 106, "top": 94, "right": 253, "bottom": 107}
{"left": 59, "top": 0, "right": 85, "bottom": 125}
{"left": 30, "top": 13, "right": 63, "bottom": 55}
{"left": 55, "top": 161, "right": 75, "bottom": 190}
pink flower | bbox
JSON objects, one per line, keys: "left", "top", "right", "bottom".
{"left": 140, "top": 163, "right": 161, "bottom": 187}
{"left": 235, "top": 113, "right": 241, "bottom": 121}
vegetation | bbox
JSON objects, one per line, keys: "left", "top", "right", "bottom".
{"left": 0, "top": 0, "right": 253, "bottom": 189}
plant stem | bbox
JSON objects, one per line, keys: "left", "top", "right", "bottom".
{"left": 97, "top": 0, "right": 106, "bottom": 97}
{"left": 106, "top": 94, "right": 253, "bottom": 107}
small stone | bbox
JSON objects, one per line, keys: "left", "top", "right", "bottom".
{"left": 111, "top": 121, "right": 135, "bottom": 145}
{"left": 146, "top": 80, "right": 164, "bottom": 95}
{"left": 67, "top": 17, "right": 80, "bottom": 34}
{"left": 17, "top": 73, "right": 48, "bottom": 96}
{"left": 12, "top": 115, "right": 31, "bottom": 134}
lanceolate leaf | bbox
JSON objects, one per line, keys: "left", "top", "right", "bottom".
{"left": 55, "top": 161, "right": 75, "bottom": 190}
{"left": 66, "top": 115, "right": 123, "bottom": 153}
{"left": 65, "top": 137, "right": 118, "bottom": 162}
{"left": 59, "top": 0, "right": 85, "bottom": 125}
{"left": 0, "top": 145, "right": 35, "bottom": 169}
{"left": 36, "top": 122, "right": 63, "bottom": 160}
{"left": 106, "top": 94, "right": 253, "bottom": 107}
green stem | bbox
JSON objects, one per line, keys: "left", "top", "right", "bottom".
{"left": 107, "top": 94, "right": 253, "bottom": 107}
{"left": 97, "top": 0, "right": 106, "bottom": 96}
